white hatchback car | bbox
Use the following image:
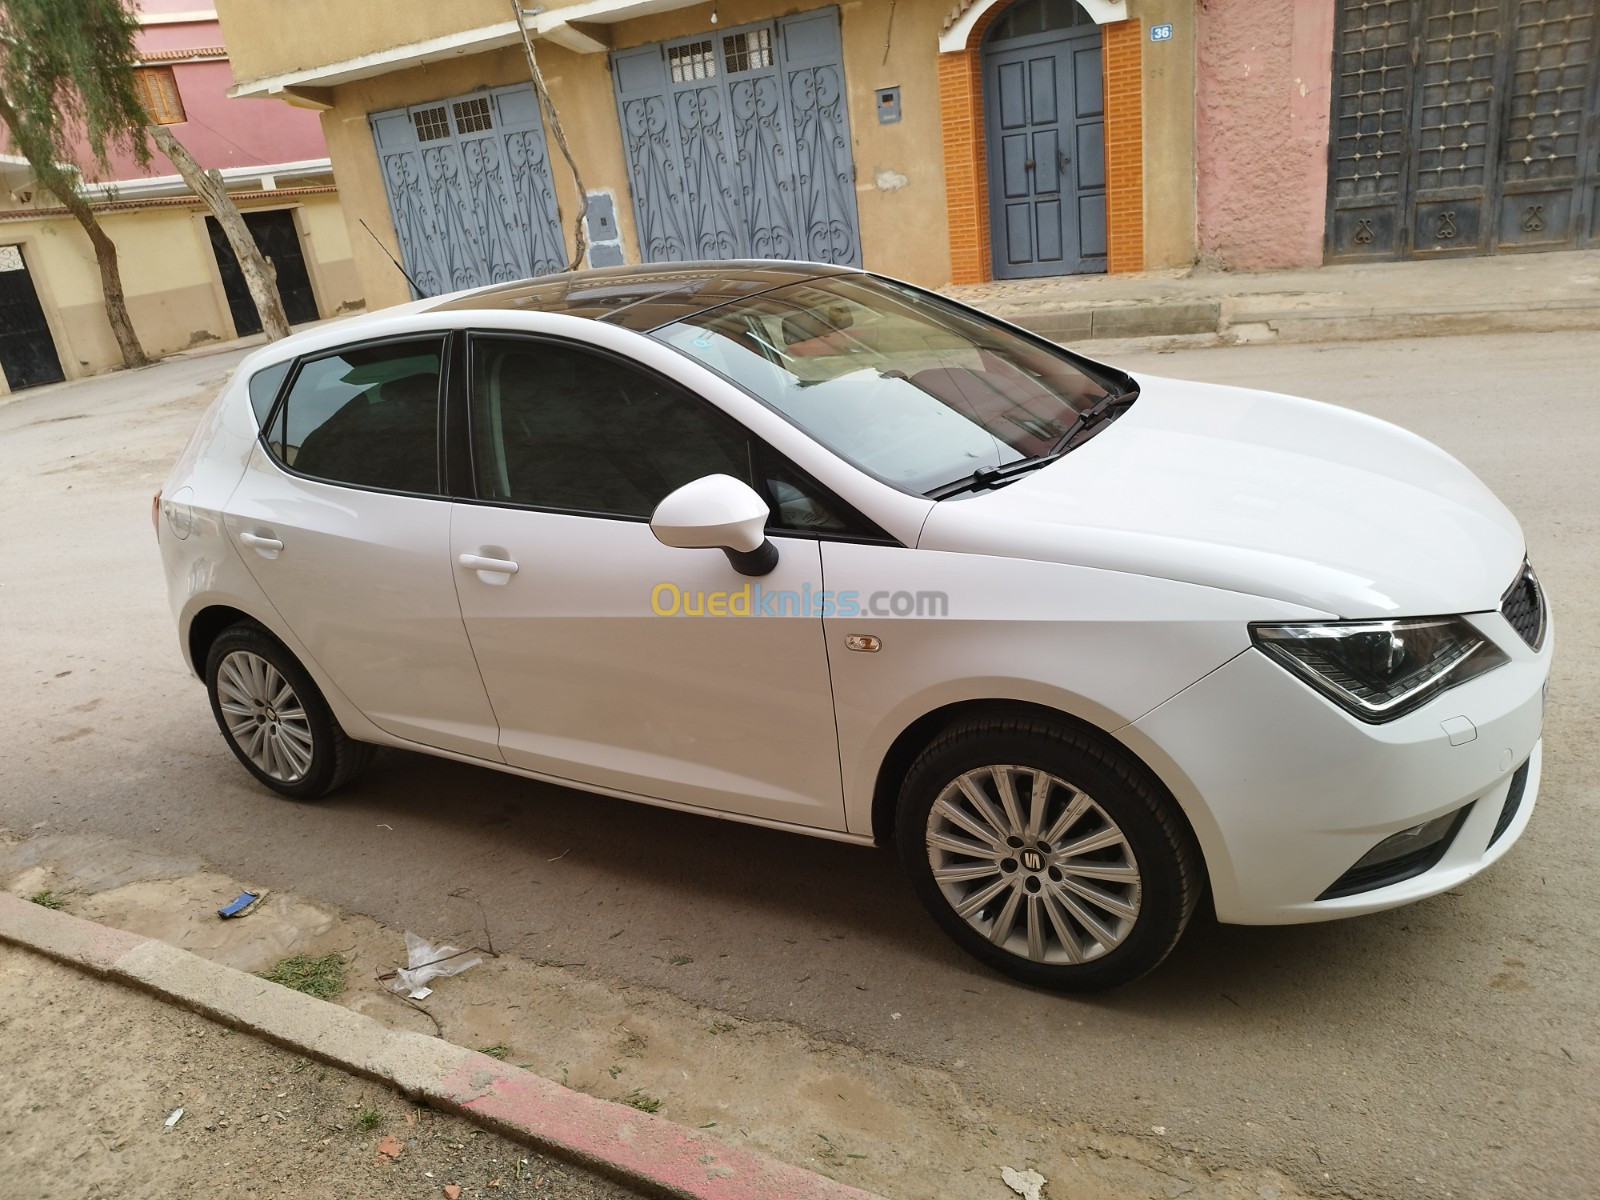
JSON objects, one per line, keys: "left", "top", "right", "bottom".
{"left": 158, "top": 262, "right": 1551, "bottom": 990}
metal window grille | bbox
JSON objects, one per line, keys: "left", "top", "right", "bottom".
{"left": 452, "top": 97, "right": 494, "bottom": 135}
{"left": 668, "top": 39, "right": 717, "bottom": 83}
{"left": 722, "top": 29, "right": 772, "bottom": 74}
{"left": 411, "top": 105, "right": 451, "bottom": 142}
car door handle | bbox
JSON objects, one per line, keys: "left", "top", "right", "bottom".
{"left": 239, "top": 531, "right": 283, "bottom": 558}
{"left": 458, "top": 553, "right": 519, "bottom": 575}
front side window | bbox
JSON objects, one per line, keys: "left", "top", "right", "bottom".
{"left": 653, "top": 275, "right": 1127, "bottom": 494}
{"left": 468, "top": 335, "right": 867, "bottom": 535}
{"left": 267, "top": 338, "right": 444, "bottom": 494}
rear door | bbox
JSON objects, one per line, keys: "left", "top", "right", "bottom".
{"left": 225, "top": 333, "right": 502, "bottom": 759}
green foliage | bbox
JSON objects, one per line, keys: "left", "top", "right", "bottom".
{"left": 0, "top": 0, "right": 150, "bottom": 178}
{"left": 259, "top": 953, "right": 347, "bottom": 1001}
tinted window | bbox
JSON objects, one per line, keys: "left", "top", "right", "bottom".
{"left": 247, "top": 360, "right": 291, "bottom": 428}
{"left": 469, "top": 337, "right": 753, "bottom": 519}
{"left": 268, "top": 338, "right": 444, "bottom": 494}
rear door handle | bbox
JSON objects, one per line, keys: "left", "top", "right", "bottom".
{"left": 458, "top": 552, "right": 519, "bottom": 581}
{"left": 239, "top": 531, "right": 283, "bottom": 558}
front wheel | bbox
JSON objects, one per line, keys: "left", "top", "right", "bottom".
{"left": 896, "top": 713, "right": 1202, "bottom": 991}
{"left": 204, "top": 623, "right": 370, "bottom": 800}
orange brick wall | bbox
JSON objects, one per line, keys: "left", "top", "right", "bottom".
{"left": 1102, "top": 18, "right": 1146, "bottom": 274}
{"left": 939, "top": 12, "right": 1146, "bottom": 283}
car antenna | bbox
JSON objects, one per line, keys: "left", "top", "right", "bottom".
{"left": 359, "top": 219, "right": 428, "bottom": 298}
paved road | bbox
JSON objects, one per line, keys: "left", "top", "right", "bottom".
{"left": 2, "top": 332, "right": 1595, "bottom": 1199}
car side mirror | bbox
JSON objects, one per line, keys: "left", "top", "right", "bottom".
{"left": 650, "top": 474, "right": 779, "bottom": 577}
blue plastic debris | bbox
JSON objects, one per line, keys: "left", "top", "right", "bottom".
{"left": 217, "top": 890, "right": 261, "bottom": 919}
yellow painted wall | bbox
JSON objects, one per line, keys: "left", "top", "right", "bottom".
{"left": 0, "top": 191, "right": 365, "bottom": 386}
{"left": 311, "top": 0, "right": 957, "bottom": 313}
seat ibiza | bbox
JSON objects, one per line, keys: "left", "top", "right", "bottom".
{"left": 157, "top": 262, "right": 1551, "bottom": 990}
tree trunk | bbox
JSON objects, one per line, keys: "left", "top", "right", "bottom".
{"left": 148, "top": 124, "right": 292, "bottom": 340}
{"left": 0, "top": 92, "right": 149, "bottom": 369}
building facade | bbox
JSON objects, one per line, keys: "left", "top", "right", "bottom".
{"left": 207, "top": 0, "right": 1599, "bottom": 321}
{"left": 0, "top": 0, "right": 365, "bottom": 394}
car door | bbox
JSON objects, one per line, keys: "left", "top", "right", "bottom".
{"left": 225, "top": 333, "right": 503, "bottom": 759}
{"left": 448, "top": 332, "right": 845, "bottom": 828}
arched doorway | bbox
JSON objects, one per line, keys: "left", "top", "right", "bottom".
{"left": 982, "top": 0, "right": 1106, "bottom": 278}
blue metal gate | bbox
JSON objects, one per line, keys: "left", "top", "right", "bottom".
{"left": 610, "top": 8, "right": 861, "bottom": 265}
{"left": 370, "top": 85, "right": 566, "bottom": 297}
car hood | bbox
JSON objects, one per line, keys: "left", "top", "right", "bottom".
{"left": 916, "top": 374, "right": 1525, "bottom": 617}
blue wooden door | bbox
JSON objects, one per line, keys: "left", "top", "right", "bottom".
{"left": 611, "top": 8, "right": 861, "bottom": 265}
{"left": 984, "top": 8, "right": 1105, "bottom": 278}
{"left": 370, "top": 86, "right": 565, "bottom": 297}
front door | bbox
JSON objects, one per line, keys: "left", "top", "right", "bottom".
{"left": 449, "top": 332, "right": 845, "bottom": 828}
{"left": 207, "top": 210, "right": 321, "bottom": 337}
{"left": 983, "top": 0, "right": 1106, "bottom": 279}
{"left": 0, "top": 244, "right": 65, "bottom": 390}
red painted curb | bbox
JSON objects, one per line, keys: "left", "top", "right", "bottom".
{"left": 0, "top": 893, "right": 886, "bottom": 1200}
{"left": 437, "top": 1059, "right": 880, "bottom": 1200}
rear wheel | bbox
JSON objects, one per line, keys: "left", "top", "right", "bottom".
{"left": 896, "top": 713, "right": 1202, "bottom": 991}
{"left": 204, "top": 623, "right": 370, "bottom": 800}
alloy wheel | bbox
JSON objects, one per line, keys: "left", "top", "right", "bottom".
{"left": 215, "top": 649, "right": 315, "bottom": 783}
{"left": 924, "top": 764, "right": 1142, "bottom": 964}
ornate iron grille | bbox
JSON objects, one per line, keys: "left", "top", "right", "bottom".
{"left": 1327, "top": 0, "right": 1600, "bottom": 260}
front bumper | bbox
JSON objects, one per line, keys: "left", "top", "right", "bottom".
{"left": 1125, "top": 610, "right": 1550, "bottom": 925}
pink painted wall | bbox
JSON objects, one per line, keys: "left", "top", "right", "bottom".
{"left": 1195, "top": 0, "right": 1336, "bottom": 269}
{"left": 69, "top": 10, "right": 330, "bottom": 182}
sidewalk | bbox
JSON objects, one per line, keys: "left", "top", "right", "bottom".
{"left": 945, "top": 246, "right": 1600, "bottom": 345}
{"left": 0, "top": 892, "right": 881, "bottom": 1200}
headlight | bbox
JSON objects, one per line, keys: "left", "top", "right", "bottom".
{"left": 1250, "top": 616, "right": 1508, "bottom": 722}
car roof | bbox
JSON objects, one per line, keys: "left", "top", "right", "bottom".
{"left": 423, "top": 259, "right": 858, "bottom": 331}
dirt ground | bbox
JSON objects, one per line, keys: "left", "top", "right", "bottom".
{"left": 0, "top": 942, "right": 637, "bottom": 1200}
{"left": 1, "top": 830, "right": 1312, "bottom": 1200}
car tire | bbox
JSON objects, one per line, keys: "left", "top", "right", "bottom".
{"left": 896, "top": 712, "right": 1203, "bottom": 991}
{"left": 204, "top": 623, "right": 371, "bottom": 800}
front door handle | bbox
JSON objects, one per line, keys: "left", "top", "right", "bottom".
{"left": 239, "top": 530, "right": 283, "bottom": 558}
{"left": 458, "top": 552, "right": 519, "bottom": 582}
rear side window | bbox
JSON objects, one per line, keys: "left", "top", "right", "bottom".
{"left": 247, "top": 360, "right": 291, "bottom": 428}
{"left": 266, "top": 338, "right": 444, "bottom": 494}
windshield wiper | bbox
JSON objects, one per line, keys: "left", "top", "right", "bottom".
{"left": 927, "top": 454, "right": 1059, "bottom": 499}
{"left": 1049, "top": 385, "right": 1139, "bottom": 453}
{"left": 927, "top": 385, "right": 1140, "bottom": 500}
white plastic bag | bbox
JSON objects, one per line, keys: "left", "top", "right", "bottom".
{"left": 389, "top": 930, "right": 483, "bottom": 998}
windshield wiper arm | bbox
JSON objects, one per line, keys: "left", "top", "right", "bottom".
{"left": 1049, "top": 386, "right": 1139, "bottom": 453}
{"left": 927, "top": 454, "right": 1059, "bottom": 499}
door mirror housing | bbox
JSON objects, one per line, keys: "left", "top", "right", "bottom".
{"left": 650, "top": 474, "right": 779, "bottom": 577}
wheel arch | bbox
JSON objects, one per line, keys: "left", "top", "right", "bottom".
{"left": 868, "top": 698, "right": 1209, "bottom": 881}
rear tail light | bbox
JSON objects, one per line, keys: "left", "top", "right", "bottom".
{"left": 152, "top": 491, "right": 162, "bottom": 540}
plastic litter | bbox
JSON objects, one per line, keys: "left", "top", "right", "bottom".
{"left": 217, "top": 890, "right": 265, "bottom": 919}
{"left": 387, "top": 930, "right": 483, "bottom": 999}
{"left": 1001, "top": 1166, "right": 1046, "bottom": 1200}
{"left": 164, "top": 1107, "right": 184, "bottom": 1128}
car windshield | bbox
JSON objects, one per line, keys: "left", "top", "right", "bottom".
{"left": 651, "top": 274, "right": 1127, "bottom": 494}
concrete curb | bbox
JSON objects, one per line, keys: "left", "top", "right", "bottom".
{"left": 0, "top": 892, "right": 883, "bottom": 1200}
{"left": 991, "top": 297, "right": 1600, "bottom": 345}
